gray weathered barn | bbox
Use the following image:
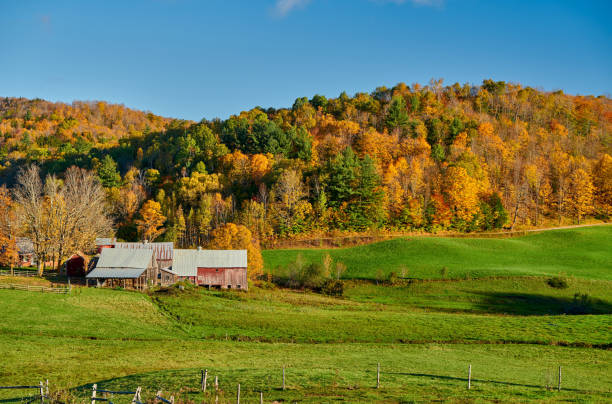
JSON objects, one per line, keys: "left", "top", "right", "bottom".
{"left": 94, "top": 239, "right": 174, "bottom": 268}
{"left": 86, "top": 248, "right": 177, "bottom": 289}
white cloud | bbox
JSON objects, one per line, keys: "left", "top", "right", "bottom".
{"left": 274, "top": 0, "right": 312, "bottom": 17}
{"left": 273, "top": 0, "right": 442, "bottom": 17}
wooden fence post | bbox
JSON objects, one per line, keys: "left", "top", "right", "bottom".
{"left": 215, "top": 375, "right": 219, "bottom": 391}
{"left": 236, "top": 383, "right": 240, "bottom": 404}
{"left": 91, "top": 384, "right": 97, "bottom": 404}
{"left": 377, "top": 363, "right": 380, "bottom": 389}
{"left": 170, "top": 396, "right": 174, "bottom": 404}
{"left": 45, "top": 379, "right": 49, "bottom": 396}
{"left": 282, "top": 367, "right": 285, "bottom": 391}
{"left": 39, "top": 381, "right": 44, "bottom": 404}
{"left": 131, "top": 387, "right": 142, "bottom": 404}
{"left": 260, "top": 391, "right": 263, "bottom": 404}
{"left": 468, "top": 364, "right": 472, "bottom": 390}
{"left": 558, "top": 366, "right": 562, "bottom": 391}
{"left": 201, "top": 369, "right": 208, "bottom": 392}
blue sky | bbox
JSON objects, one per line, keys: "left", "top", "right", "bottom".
{"left": 1, "top": 0, "right": 610, "bottom": 121}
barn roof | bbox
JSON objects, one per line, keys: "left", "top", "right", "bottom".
{"left": 113, "top": 242, "right": 174, "bottom": 261}
{"left": 95, "top": 248, "right": 153, "bottom": 269}
{"left": 172, "top": 249, "right": 247, "bottom": 277}
{"left": 95, "top": 237, "right": 116, "bottom": 246}
{"left": 86, "top": 248, "right": 153, "bottom": 279}
{"left": 86, "top": 267, "right": 146, "bottom": 279}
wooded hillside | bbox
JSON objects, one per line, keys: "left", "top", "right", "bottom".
{"left": 1, "top": 79, "right": 611, "bottom": 245}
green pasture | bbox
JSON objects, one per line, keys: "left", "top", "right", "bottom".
{"left": 0, "top": 226, "right": 611, "bottom": 402}
{"left": 262, "top": 226, "right": 612, "bottom": 280}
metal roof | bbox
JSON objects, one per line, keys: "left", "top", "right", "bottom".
{"left": 172, "top": 249, "right": 247, "bottom": 277}
{"left": 95, "top": 237, "right": 116, "bottom": 246}
{"left": 160, "top": 267, "right": 179, "bottom": 276}
{"left": 86, "top": 267, "right": 146, "bottom": 279}
{"left": 114, "top": 242, "right": 174, "bottom": 261}
{"left": 96, "top": 248, "right": 153, "bottom": 269}
{"left": 16, "top": 237, "right": 34, "bottom": 254}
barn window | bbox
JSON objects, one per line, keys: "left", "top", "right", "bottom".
{"left": 216, "top": 269, "right": 219, "bottom": 272}
{"left": 227, "top": 285, "right": 232, "bottom": 289}
{"left": 237, "top": 285, "right": 241, "bottom": 289}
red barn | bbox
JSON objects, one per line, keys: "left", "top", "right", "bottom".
{"left": 197, "top": 267, "right": 247, "bottom": 290}
{"left": 172, "top": 249, "right": 248, "bottom": 290}
{"left": 65, "top": 252, "right": 89, "bottom": 277}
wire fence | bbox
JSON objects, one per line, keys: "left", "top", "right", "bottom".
{"left": 1, "top": 363, "right": 584, "bottom": 404}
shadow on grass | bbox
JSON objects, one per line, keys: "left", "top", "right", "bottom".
{"left": 469, "top": 292, "right": 612, "bottom": 315}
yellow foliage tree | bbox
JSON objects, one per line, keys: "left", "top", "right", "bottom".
{"left": 208, "top": 223, "right": 263, "bottom": 280}
{"left": 443, "top": 166, "right": 481, "bottom": 222}
{"left": 592, "top": 154, "right": 612, "bottom": 216}
{"left": 135, "top": 200, "right": 166, "bottom": 241}
{"left": 568, "top": 168, "right": 594, "bottom": 223}
{"left": 250, "top": 153, "right": 272, "bottom": 183}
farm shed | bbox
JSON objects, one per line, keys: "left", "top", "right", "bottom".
{"left": 16, "top": 237, "right": 35, "bottom": 266}
{"left": 172, "top": 249, "right": 248, "bottom": 290}
{"left": 159, "top": 267, "right": 179, "bottom": 285}
{"left": 86, "top": 248, "right": 166, "bottom": 289}
{"left": 64, "top": 252, "right": 89, "bottom": 277}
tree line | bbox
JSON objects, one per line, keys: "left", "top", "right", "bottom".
{"left": 0, "top": 79, "right": 610, "bottom": 263}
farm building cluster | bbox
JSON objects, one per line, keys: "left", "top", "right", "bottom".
{"left": 62, "top": 238, "right": 248, "bottom": 290}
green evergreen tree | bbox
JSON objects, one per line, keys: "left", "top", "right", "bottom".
{"left": 97, "top": 155, "right": 121, "bottom": 188}
{"left": 325, "top": 147, "right": 383, "bottom": 230}
{"left": 385, "top": 96, "right": 409, "bottom": 131}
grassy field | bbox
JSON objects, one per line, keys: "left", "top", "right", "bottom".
{"left": 263, "top": 225, "right": 612, "bottom": 280}
{"left": 0, "top": 226, "right": 611, "bottom": 403}
{"left": 149, "top": 280, "right": 612, "bottom": 346}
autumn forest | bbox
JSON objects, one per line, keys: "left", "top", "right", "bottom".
{"left": 1, "top": 79, "right": 611, "bottom": 255}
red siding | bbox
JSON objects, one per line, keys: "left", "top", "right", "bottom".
{"left": 66, "top": 255, "right": 86, "bottom": 277}
{"left": 97, "top": 245, "right": 114, "bottom": 254}
{"left": 197, "top": 267, "right": 247, "bottom": 290}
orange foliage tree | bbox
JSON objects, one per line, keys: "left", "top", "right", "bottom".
{"left": 0, "top": 187, "right": 18, "bottom": 268}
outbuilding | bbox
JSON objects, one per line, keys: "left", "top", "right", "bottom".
{"left": 65, "top": 252, "right": 89, "bottom": 277}
{"left": 86, "top": 248, "right": 161, "bottom": 289}
{"left": 16, "top": 237, "right": 35, "bottom": 267}
{"left": 172, "top": 249, "right": 248, "bottom": 290}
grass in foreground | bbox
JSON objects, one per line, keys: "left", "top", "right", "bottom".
{"left": 1, "top": 336, "right": 610, "bottom": 403}
{"left": 263, "top": 226, "right": 612, "bottom": 280}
